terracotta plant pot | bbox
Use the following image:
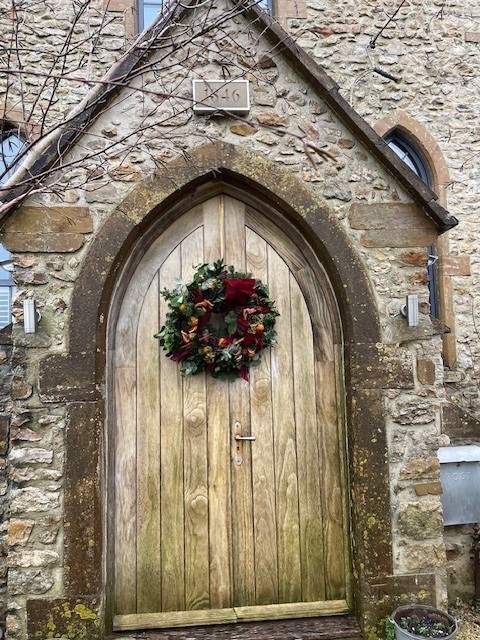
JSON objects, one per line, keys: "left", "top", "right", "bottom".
{"left": 391, "top": 604, "right": 458, "bottom": 640}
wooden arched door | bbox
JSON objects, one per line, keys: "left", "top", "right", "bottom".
{"left": 111, "top": 194, "right": 350, "bottom": 631}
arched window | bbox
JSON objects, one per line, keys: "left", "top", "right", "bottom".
{"left": 0, "top": 126, "right": 25, "bottom": 185}
{"left": 385, "top": 131, "right": 432, "bottom": 186}
{"left": 386, "top": 129, "right": 439, "bottom": 318}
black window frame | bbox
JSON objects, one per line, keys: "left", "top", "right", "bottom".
{"left": 385, "top": 131, "right": 432, "bottom": 186}
{"left": 385, "top": 130, "right": 439, "bottom": 319}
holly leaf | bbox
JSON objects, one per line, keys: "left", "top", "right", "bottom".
{"left": 224, "top": 310, "right": 238, "bottom": 336}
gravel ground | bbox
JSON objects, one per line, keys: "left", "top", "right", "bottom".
{"left": 452, "top": 604, "right": 480, "bottom": 640}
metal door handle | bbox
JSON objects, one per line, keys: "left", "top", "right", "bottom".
{"left": 234, "top": 434, "right": 256, "bottom": 441}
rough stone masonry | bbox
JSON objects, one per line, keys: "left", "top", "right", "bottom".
{"left": 0, "top": 0, "right": 478, "bottom": 638}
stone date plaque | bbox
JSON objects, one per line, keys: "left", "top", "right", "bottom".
{"left": 192, "top": 79, "right": 250, "bottom": 114}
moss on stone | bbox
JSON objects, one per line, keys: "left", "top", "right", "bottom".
{"left": 73, "top": 603, "right": 98, "bottom": 621}
{"left": 29, "top": 599, "right": 100, "bottom": 640}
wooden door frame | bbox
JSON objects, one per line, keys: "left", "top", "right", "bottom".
{"left": 108, "top": 190, "right": 352, "bottom": 631}
{"left": 33, "top": 143, "right": 435, "bottom": 640}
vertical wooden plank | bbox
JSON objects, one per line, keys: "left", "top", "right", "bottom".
{"left": 203, "top": 195, "right": 225, "bottom": 263}
{"left": 181, "top": 228, "right": 210, "bottom": 611}
{"left": 204, "top": 196, "right": 232, "bottom": 609}
{"left": 225, "top": 196, "right": 256, "bottom": 607}
{"left": 316, "top": 354, "right": 346, "bottom": 600}
{"left": 114, "top": 363, "right": 137, "bottom": 614}
{"left": 114, "top": 287, "right": 138, "bottom": 614}
{"left": 246, "top": 228, "right": 278, "bottom": 605}
{"left": 136, "top": 275, "right": 161, "bottom": 612}
{"left": 268, "top": 247, "right": 302, "bottom": 604}
{"left": 335, "top": 345, "right": 352, "bottom": 606}
{"left": 290, "top": 274, "right": 326, "bottom": 602}
{"left": 160, "top": 247, "right": 185, "bottom": 612}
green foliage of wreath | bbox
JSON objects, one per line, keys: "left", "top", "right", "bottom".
{"left": 155, "top": 260, "right": 279, "bottom": 380}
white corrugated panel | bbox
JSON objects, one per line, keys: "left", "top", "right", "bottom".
{"left": 0, "top": 286, "right": 12, "bottom": 328}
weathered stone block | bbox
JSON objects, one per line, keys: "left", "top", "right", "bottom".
{"left": 349, "top": 202, "right": 434, "bottom": 230}
{"left": 27, "top": 598, "right": 101, "bottom": 640}
{"left": 10, "top": 488, "right": 59, "bottom": 514}
{"left": 10, "top": 412, "right": 32, "bottom": 428}
{"left": 349, "top": 343, "right": 414, "bottom": 389}
{"left": 440, "top": 255, "right": 471, "bottom": 277}
{"left": 8, "top": 569, "right": 54, "bottom": 596}
{"left": 14, "top": 271, "right": 48, "bottom": 286}
{"left": 11, "top": 378, "right": 33, "bottom": 400}
{"left": 7, "top": 520, "right": 34, "bottom": 547}
{"left": 257, "top": 54, "right": 277, "bottom": 68}
{"left": 408, "top": 270, "right": 428, "bottom": 285}
{"left": 1, "top": 232, "right": 85, "bottom": 253}
{"left": 8, "top": 550, "right": 59, "bottom": 568}
{"left": 402, "top": 543, "right": 447, "bottom": 571}
{"left": 391, "top": 399, "right": 436, "bottom": 425}
{"left": 398, "top": 504, "right": 444, "bottom": 540}
{"left": 64, "top": 402, "right": 102, "bottom": 596}
{"left": 101, "top": 125, "right": 118, "bottom": 137}
{"left": 442, "top": 403, "right": 480, "bottom": 441}
{"left": 384, "top": 315, "right": 447, "bottom": 346}
{"left": 399, "top": 250, "right": 428, "bottom": 266}
{"left": 360, "top": 228, "right": 437, "bottom": 248}
{"left": 338, "top": 138, "right": 355, "bottom": 149}
{"left": 230, "top": 122, "right": 258, "bottom": 136}
{"left": 39, "top": 353, "right": 98, "bottom": 402}
{"left": 417, "top": 358, "right": 436, "bottom": 385}
{"left": 257, "top": 111, "right": 289, "bottom": 126}
{"left": 9, "top": 468, "right": 62, "bottom": 484}
{"left": 0, "top": 414, "right": 9, "bottom": 455}
{"left": 37, "top": 516, "right": 61, "bottom": 545}
{"left": 4, "top": 206, "right": 92, "bottom": 234}
{"left": 399, "top": 456, "right": 440, "bottom": 481}
{"left": 9, "top": 448, "right": 53, "bottom": 466}
{"left": 10, "top": 427, "right": 42, "bottom": 442}
{"left": 414, "top": 481, "right": 443, "bottom": 496}
{"left": 103, "top": 0, "right": 133, "bottom": 10}
{"left": 349, "top": 389, "right": 393, "bottom": 579}
{"left": 443, "top": 370, "right": 463, "bottom": 384}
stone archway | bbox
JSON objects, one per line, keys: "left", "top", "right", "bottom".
{"left": 34, "top": 142, "right": 421, "bottom": 639}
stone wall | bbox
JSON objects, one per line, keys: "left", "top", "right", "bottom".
{"left": 0, "top": 0, "right": 132, "bottom": 128}
{"left": 0, "top": 0, "right": 477, "bottom": 637}
{"left": 289, "top": 0, "right": 480, "bottom": 604}
{"left": 445, "top": 524, "right": 476, "bottom": 604}
{"left": 0, "top": 327, "right": 13, "bottom": 632}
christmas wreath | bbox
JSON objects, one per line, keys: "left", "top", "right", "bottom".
{"left": 156, "top": 260, "right": 279, "bottom": 380}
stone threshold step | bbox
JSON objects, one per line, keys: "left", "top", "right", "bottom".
{"left": 108, "top": 615, "right": 363, "bottom": 639}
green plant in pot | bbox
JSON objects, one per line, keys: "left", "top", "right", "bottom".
{"left": 390, "top": 605, "right": 458, "bottom": 640}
